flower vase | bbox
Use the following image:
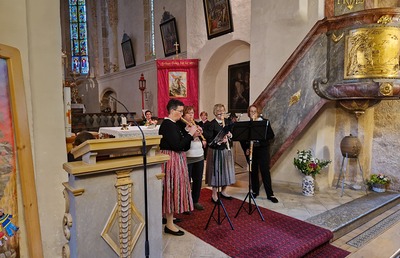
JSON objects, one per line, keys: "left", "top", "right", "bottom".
{"left": 372, "top": 183, "right": 386, "bottom": 193}
{"left": 302, "top": 175, "right": 315, "bottom": 196}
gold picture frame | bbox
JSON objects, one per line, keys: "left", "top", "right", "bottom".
{"left": 203, "top": 0, "right": 234, "bottom": 40}
{"left": 0, "top": 44, "right": 43, "bottom": 257}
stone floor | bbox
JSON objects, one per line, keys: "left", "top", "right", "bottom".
{"left": 162, "top": 171, "right": 400, "bottom": 258}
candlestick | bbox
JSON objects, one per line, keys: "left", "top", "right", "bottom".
{"left": 121, "top": 116, "right": 127, "bottom": 125}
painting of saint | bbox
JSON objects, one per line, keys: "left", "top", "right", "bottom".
{"left": 168, "top": 71, "right": 187, "bottom": 98}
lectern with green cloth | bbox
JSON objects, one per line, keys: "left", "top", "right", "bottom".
{"left": 62, "top": 136, "right": 169, "bottom": 258}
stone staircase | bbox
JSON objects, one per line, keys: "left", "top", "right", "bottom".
{"left": 305, "top": 191, "right": 400, "bottom": 241}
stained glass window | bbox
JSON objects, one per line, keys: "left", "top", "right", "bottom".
{"left": 69, "top": 0, "right": 89, "bottom": 74}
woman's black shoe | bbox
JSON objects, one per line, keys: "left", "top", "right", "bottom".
{"left": 162, "top": 218, "right": 182, "bottom": 224}
{"left": 267, "top": 196, "right": 279, "bottom": 203}
{"left": 211, "top": 197, "right": 218, "bottom": 204}
{"left": 221, "top": 193, "right": 233, "bottom": 200}
{"left": 164, "top": 226, "right": 184, "bottom": 236}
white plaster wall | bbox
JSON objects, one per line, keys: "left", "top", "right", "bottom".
{"left": 273, "top": 104, "right": 336, "bottom": 189}
{"left": 96, "top": 0, "right": 187, "bottom": 117}
{"left": 118, "top": 0, "right": 145, "bottom": 66}
{"left": 97, "top": 62, "right": 158, "bottom": 116}
{"left": 250, "top": 0, "right": 324, "bottom": 103}
{"left": 186, "top": 0, "right": 251, "bottom": 116}
{"left": 249, "top": 0, "right": 337, "bottom": 188}
{"left": 0, "top": 0, "right": 66, "bottom": 257}
{"left": 154, "top": 0, "right": 187, "bottom": 59}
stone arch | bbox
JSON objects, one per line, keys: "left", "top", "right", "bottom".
{"left": 100, "top": 88, "right": 116, "bottom": 112}
{"left": 200, "top": 40, "right": 250, "bottom": 116}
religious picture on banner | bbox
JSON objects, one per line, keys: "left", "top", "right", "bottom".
{"left": 169, "top": 71, "right": 187, "bottom": 98}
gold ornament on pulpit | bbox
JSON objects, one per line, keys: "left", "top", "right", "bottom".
{"left": 344, "top": 27, "right": 400, "bottom": 79}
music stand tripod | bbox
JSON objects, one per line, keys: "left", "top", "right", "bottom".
{"left": 205, "top": 126, "right": 234, "bottom": 230}
{"left": 232, "top": 120, "right": 268, "bottom": 221}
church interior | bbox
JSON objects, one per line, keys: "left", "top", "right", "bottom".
{"left": 0, "top": 0, "right": 400, "bottom": 257}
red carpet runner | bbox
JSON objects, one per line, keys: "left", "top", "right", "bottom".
{"left": 175, "top": 189, "right": 350, "bottom": 258}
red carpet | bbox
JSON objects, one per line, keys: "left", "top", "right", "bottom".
{"left": 175, "top": 189, "right": 350, "bottom": 258}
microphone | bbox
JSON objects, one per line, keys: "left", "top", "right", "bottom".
{"left": 109, "top": 95, "right": 138, "bottom": 126}
{"left": 108, "top": 95, "right": 150, "bottom": 258}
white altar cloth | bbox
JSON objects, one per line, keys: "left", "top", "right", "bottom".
{"left": 99, "top": 125, "right": 159, "bottom": 138}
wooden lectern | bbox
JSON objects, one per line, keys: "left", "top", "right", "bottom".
{"left": 62, "top": 136, "right": 169, "bottom": 258}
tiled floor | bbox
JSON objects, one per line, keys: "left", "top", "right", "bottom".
{"left": 162, "top": 171, "right": 400, "bottom": 258}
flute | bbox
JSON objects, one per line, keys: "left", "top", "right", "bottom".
{"left": 180, "top": 117, "right": 206, "bottom": 141}
{"left": 221, "top": 114, "right": 231, "bottom": 150}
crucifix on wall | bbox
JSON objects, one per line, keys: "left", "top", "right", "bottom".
{"left": 174, "top": 42, "right": 179, "bottom": 59}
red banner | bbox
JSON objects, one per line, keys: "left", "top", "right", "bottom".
{"left": 157, "top": 59, "right": 199, "bottom": 118}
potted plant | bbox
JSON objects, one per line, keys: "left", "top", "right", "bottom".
{"left": 293, "top": 149, "right": 331, "bottom": 196}
{"left": 366, "top": 174, "right": 390, "bottom": 192}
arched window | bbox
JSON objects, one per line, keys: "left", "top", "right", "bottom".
{"left": 69, "top": 0, "right": 89, "bottom": 74}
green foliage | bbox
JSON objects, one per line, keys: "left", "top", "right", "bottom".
{"left": 293, "top": 149, "right": 331, "bottom": 177}
{"left": 366, "top": 174, "right": 390, "bottom": 185}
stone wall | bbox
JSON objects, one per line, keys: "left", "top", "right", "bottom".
{"left": 372, "top": 101, "right": 400, "bottom": 190}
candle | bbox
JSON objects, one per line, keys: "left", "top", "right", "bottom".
{"left": 121, "top": 116, "right": 127, "bottom": 125}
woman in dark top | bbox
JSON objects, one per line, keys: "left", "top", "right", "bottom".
{"left": 159, "top": 99, "right": 200, "bottom": 236}
{"left": 242, "top": 104, "right": 278, "bottom": 203}
{"left": 203, "top": 104, "right": 235, "bottom": 203}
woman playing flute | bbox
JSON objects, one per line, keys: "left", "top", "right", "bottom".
{"left": 203, "top": 103, "right": 236, "bottom": 203}
{"left": 159, "top": 99, "right": 201, "bottom": 236}
{"left": 178, "top": 106, "right": 207, "bottom": 211}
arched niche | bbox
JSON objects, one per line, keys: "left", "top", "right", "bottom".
{"left": 200, "top": 40, "right": 250, "bottom": 115}
{"left": 100, "top": 88, "right": 117, "bottom": 113}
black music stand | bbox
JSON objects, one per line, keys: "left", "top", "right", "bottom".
{"left": 232, "top": 120, "right": 268, "bottom": 221}
{"left": 205, "top": 124, "right": 235, "bottom": 230}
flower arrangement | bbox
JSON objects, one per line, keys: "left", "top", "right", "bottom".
{"left": 293, "top": 149, "right": 331, "bottom": 177}
{"left": 366, "top": 174, "right": 390, "bottom": 186}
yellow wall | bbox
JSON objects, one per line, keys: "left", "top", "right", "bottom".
{"left": 0, "top": 0, "right": 66, "bottom": 256}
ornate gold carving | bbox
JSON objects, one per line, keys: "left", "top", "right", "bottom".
{"left": 155, "top": 173, "right": 165, "bottom": 180}
{"left": 62, "top": 182, "right": 85, "bottom": 196}
{"left": 377, "top": 15, "right": 392, "bottom": 25}
{"left": 62, "top": 243, "right": 70, "bottom": 258}
{"left": 336, "top": 0, "right": 364, "bottom": 10}
{"left": 63, "top": 188, "right": 70, "bottom": 213}
{"left": 63, "top": 213, "right": 73, "bottom": 240}
{"left": 345, "top": 27, "right": 400, "bottom": 79}
{"left": 332, "top": 32, "right": 344, "bottom": 43}
{"left": 101, "top": 170, "right": 144, "bottom": 257}
{"left": 289, "top": 90, "right": 301, "bottom": 106}
{"left": 380, "top": 82, "right": 393, "bottom": 96}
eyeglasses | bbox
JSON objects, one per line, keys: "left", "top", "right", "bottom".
{"left": 174, "top": 109, "right": 184, "bottom": 113}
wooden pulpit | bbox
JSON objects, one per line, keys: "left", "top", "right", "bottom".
{"left": 62, "top": 136, "right": 169, "bottom": 258}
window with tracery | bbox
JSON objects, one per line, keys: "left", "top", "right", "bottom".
{"left": 69, "top": 0, "right": 89, "bottom": 74}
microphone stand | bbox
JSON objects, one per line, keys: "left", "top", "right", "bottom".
{"left": 109, "top": 95, "right": 150, "bottom": 258}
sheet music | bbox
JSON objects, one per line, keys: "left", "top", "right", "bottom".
{"left": 209, "top": 124, "right": 233, "bottom": 147}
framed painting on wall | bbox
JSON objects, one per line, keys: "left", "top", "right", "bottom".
{"left": 203, "top": 0, "right": 234, "bottom": 40}
{"left": 160, "top": 18, "right": 180, "bottom": 57}
{"left": 121, "top": 33, "right": 135, "bottom": 68}
{"left": 0, "top": 43, "right": 43, "bottom": 256}
{"left": 228, "top": 61, "right": 250, "bottom": 113}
